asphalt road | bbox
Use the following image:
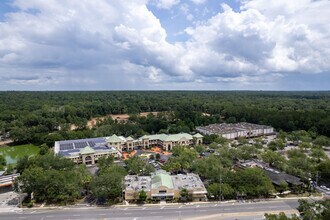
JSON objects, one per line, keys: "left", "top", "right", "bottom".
{"left": 0, "top": 199, "right": 301, "bottom": 220}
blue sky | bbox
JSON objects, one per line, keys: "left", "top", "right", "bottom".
{"left": 0, "top": 0, "right": 329, "bottom": 90}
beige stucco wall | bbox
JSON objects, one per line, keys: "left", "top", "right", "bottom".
{"left": 125, "top": 190, "right": 151, "bottom": 201}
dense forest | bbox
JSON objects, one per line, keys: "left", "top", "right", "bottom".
{"left": 0, "top": 91, "right": 329, "bottom": 146}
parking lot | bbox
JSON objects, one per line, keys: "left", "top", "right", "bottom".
{"left": 0, "top": 187, "right": 19, "bottom": 209}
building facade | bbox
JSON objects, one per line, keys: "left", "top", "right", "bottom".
{"left": 196, "top": 122, "right": 274, "bottom": 139}
{"left": 124, "top": 170, "right": 207, "bottom": 202}
{"left": 106, "top": 133, "right": 203, "bottom": 152}
{"left": 54, "top": 137, "right": 121, "bottom": 165}
{"left": 54, "top": 133, "right": 203, "bottom": 164}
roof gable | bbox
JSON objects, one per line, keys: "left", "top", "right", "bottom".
{"left": 193, "top": 133, "right": 203, "bottom": 138}
{"left": 80, "top": 146, "right": 95, "bottom": 155}
{"left": 106, "top": 134, "right": 123, "bottom": 143}
{"left": 151, "top": 172, "right": 173, "bottom": 189}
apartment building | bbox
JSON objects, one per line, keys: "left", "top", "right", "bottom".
{"left": 196, "top": 122, "right": 274, "bottom": 139}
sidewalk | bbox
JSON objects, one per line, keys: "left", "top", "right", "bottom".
{"left": 3, "top": 195, "right": 323, "bottom": 212}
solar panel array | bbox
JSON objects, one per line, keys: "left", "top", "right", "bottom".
{"left": 94, "top": 146, "right": 108, "bottom": 151}
{"left": 88, "top": 141, "right": 96, "bottom": 147}
{"left": 74, "top": 142, "right": 88, "bottom": 149}
{"left": 58, "top": 137, "right": 108, "bottom": 152}
{"left": 59, "top": 143, "right": 74, "bottom": 150}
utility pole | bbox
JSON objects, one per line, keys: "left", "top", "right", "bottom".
{"left": 122, "top": 182, "right": 124, "bottom": 204}
{"left": 219, "top": 171, "right": 222, "bottom": 202}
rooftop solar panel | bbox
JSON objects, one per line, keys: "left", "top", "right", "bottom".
{"left": 59, "top": 143, "right": 74, "bottom": 150}
{"left": 74, "top": 142, "right": 88, "bottom": 149}
{"left": 88, "top": 141, "right": 96, "bottom": 147}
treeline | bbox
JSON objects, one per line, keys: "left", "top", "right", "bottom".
{"left": 0, "top": 91, "right": 329, "bottom": 145}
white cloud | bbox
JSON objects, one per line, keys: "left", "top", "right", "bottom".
{"left": 181, "top": 1, "right": 330, "bottom": 84}
{"left": 190, "top": 0, "right": 206, "bottom": 5}
{"left": 153, "top": 0, "right": 180, "bottom": 9}
{"left": 186, "top": 14, "right": 194, "bottom": 21}
{"left": 0, "top": 0, "right": 329, "bottom": 90}
{"left": 0, "top": 0, "right": 184, "bottom": 88}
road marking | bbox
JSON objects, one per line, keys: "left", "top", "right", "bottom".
{"left": 45, "top": 216, "right": 54, "bottom": 218}
{"left": 196, "top": 205, "right": 200, "bottom": 208}
{"left": 124, "top": 207, "right": 128, "bottom": 210}
{"left": 30, "top": 211, "right": 36, "bottom": 214}
{"left": 160, "top": 206, "right": 164, "bottom": 209}
{"left": 142, "top": 207, "right": 146, "bottom": 210}
{"left": 179, "top": 205, "right": 183, "bottom": 208}
{"left": 214, "top": 204, "right": 218, "bottom": 207}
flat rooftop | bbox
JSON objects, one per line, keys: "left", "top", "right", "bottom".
{"left": 54, "top": 137, "right": 118, "bottom": 157}
{"left": 197, "top": 122, "right": 273, "bottom": 134}
{"left": 172, "top": 173, "right": 207, "bottom": 193}
{"left": 125, "top": 175, "right": 151, "bottom": 191}
{"left": 124, "top": 171, "right": 207, "bottom": 193}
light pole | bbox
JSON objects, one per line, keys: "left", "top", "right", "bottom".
{"left": 219, "top": 170, "right": 222, "bottom": 202}
{"left": 121, "top": 179, "right": 125, "bottom": 204}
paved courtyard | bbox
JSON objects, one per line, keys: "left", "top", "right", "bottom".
{"left": 0, "top": 187, "right": 19, "bottom": 210}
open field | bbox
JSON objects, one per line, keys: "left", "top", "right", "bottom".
{"left": 70, "top": 111, "right": 163, "bottom": 130}
{"left": 89, "top": 111, "right": 161, "bottom": 127}
{"left": 0, "top": 144, "right": 39, "bottom": 165}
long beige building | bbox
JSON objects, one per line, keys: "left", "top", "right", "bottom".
{"left": 106, "top": 133, "right": 203, "bottom": 152}
{"left": 196, "top": 122, "right": 274, "bottom": 139}
{"left": 54, "top": 133, "right": 203, "bottom": 164}
{"left": 124, "top": 170, "right": 207, "bottom": 202}
{"left": 54, "top": 137, "right": 121, "bottom": 165}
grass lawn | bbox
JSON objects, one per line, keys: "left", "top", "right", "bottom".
{"left": 0, "top": 144, "right": 39, "bottom": 165}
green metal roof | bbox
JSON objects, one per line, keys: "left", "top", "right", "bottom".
{"left": 193, "top": 133, "right": 203, "bottom": 138}
{"left": 80, "top": 146, "right": 95, "bottom": 155}
{"left": 126, "top": 136, "right": 134, "bottom": 141}
{"left": 166, "top": 133, "right": 192, "bottom": 141}
{"left": 106, "top": 134, "right": 122, "bottom": 143}
{"left": 151, "top": 171, "right": 174, "bottom": 189}
{"left": 142, "top": 133, "right": 193, "bottom": 142}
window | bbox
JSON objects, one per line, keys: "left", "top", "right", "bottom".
{"left": 159, "top": 190, "right": 167, "bottom": 193}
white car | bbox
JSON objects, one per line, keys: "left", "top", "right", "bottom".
{"left": 320, "top": 185, "right": 328, "bottom": 190}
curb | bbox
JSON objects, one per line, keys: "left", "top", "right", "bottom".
{"left": 14, "top": 195, "right": 324, "bottom": 211}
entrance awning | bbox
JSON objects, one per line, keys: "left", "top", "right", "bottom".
{"left": 151, "top": 193, "right": 174, "bottom": 197}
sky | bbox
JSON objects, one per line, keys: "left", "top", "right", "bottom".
{"left": 0, "top": 0, "right": 329, "bottom": 91}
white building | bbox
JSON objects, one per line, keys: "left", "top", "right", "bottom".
{"left": 196, "top": 122, "right": 274, "bottom": 139}
{"left": 106, "top": 133, "right": 203, "bottom": 152}
{"left": 54, "top": 137, "right": 121, "bottom": 165}
{"left": 54, "top": 133, "right": 203, "bottom": 164}
{"left": 124, "top": 170, "right": 207, "bottom": 202}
